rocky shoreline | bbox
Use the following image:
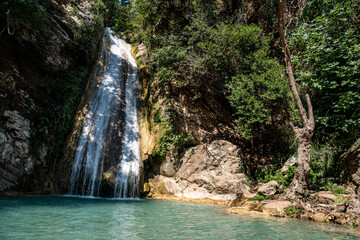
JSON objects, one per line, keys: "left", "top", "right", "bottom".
{"left": 147, "top": 192, "right": 360, "bottom": 230}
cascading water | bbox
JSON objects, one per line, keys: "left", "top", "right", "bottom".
{"left": 69, "top": 28, "right": 140, "bottom": 198}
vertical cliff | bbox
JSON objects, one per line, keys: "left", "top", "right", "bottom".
{"left": 0, "top": 0, "right": 105, "bottom": 193}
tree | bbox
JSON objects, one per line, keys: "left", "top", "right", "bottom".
{"left": 279, "top": 0, "right": 315, "bottom": 200}
{"left": 290, "top": 0, "right": 360, "bottom": 147}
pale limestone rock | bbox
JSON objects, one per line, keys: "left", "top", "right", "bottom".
{"left": 135, "top": 43, "right": 147, "bottom": 58}
{"left": 280, "top": 156, "right": 297, "bottom": 173}
{"left": 313, "top": 213, "right": 327, "bottom": 222}
{"left": 257, "top": 180, "right": 279, "bottom": 196}
{"left": 160, "top": 157, "right": 176, "bottom": 177}
{"left": 149, "top": 140, "right": 249, "bottom": 201}
{"left": 261, "top": 200, "right": 292, "bottom": 212}
{"left": 309, "top": 191, "right": 337, "bottom": 204}
{"left": 346, "top": 199, "right": 360, "bottom": 215}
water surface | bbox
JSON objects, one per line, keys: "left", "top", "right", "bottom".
{"left": 0, "top": 195, "right": 358, "bottom": 240}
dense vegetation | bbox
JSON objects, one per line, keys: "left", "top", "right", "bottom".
{"left": 4, "top": 0, "right": 358, "bottom": 192}
{"left": 104, "top": 0, "right": 360, "bottom": 188}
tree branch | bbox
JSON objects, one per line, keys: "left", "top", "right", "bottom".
{"left": 305, "top": 94, "right": 314, "bottom": 129}
{"left": 279, "top": 0, "right": 308, "bottom": 126}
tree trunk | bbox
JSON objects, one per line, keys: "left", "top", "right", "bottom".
{"left": 285, "top": 128, "right": 312, "bottom": 200}
{"left": 278, "top": 0, "right": 314, "bottom": 200}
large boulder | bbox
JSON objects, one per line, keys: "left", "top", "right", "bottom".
{"left": 261, "top": 200, "right": 292, "bottom": 212}
{"left": 257, "top": 181, "right": 279, "bottom": 196}
{"left": 346, "top": 199, "right": 360, "bottom": 215}
{"left": 149, "top": 140, "right": 251, "bottom": 201}
{"left": 308, "top": 191, "right": 337, "bottom": 204}
{"left": 339, "top": 140, "right": 360, "bottom": 189}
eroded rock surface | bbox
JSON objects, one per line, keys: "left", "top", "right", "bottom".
{"left": 0, "top": 1, "right": 103, "bottom": 193}
{"left": 340, "top": 140, "right": 360, "bottom": 192}
{"left": 257, "top": 180, "right": 279, "bottom": 196}
{"left": 0, "top": 110, "right": 33, "bottom": 191}
{"left": 308, "top": 191, "right": 337, "bottom": 204}
{"left": 148, "top": 140, "right": 250, "bottom": 201}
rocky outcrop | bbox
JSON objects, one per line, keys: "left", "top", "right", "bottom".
{"left": 308, "top": 191, "right": 337, "bottom": 204}
{"left": 0, "top": 0, "right": 104, "bottom": 193}
{"left": 257, "top": 180, "right": 279, "bottom": 196}
{"left": 226, "top": 198, "right": 360, "bottom": 227}
{"left": 340, "top": 140, "right": 360, "bottom": 194}
{"left": 148, "top": 140, "right": 251, "bottom": 201}
{"left": 0, "top": 111, "right": 33, "bottom": 191}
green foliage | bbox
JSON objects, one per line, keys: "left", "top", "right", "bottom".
{"left": 332, "top": 187, "right": 346, "bottom": 195}
{"left": 290, "top": 0, "right": 360, "bottom": 147}
{"left": 221, "top": 25, "right": 290, "bottom": 139}
{"left": 68, "top": 20, "right": 104, "bottom": 66}
{"left": 285, "top": 166, "right": 296, "bottom": 187}
{"left": 0, "top": 0, "right": 50, "bottom": 33}
{"left": 255, "top": 166, "right": 296, "bottom": 187}
{"left": 154, "top": 109, "right": 194, "bottom": 158}
{"left": 249, "top": 195, "right": 270, "bottom": 202}
{"left": 285, "top": 207, "right": 301, "bottom": 216}
{"left": 334, "top": 196, "right": 349, "bottom": 204}
{"left": 109, "top": 3, "right": 132, "bottom": 33}
{"left": 320, "top": 180, "right": 346, "bottom": 195}
{"left": 40, "top": 66, "right": 91, "bottom": 162}
{"left": 110, "top": 0, "right": 291, "bottom": 139}
{"left": 309, "top": 142, "right": 339, "bottom": 184}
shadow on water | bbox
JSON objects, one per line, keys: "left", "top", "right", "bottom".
{"left": 0, "top": 195, "right": 142, "bottom": 208}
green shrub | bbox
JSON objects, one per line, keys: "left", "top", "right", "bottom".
{"left": 332, "top": 187, "right": 346, "bottom": 195}
{"left": 0, "top": 0, "right": 50, "bottom": 33}
{"left": 255, "top": 166, "right": 295, "bottom": 187}
{"left": 334, "top": 196, "right": 349, "bottom": 204}
{"left": 154, "top": 109, "right": 194, "bottom": 159}
{"left": 285, "top": 207, "right": 301, "bottom": 216}
{"left": 249, "top": 195, "right": 270, "bottom": 202}
{"left": 309, "top": 142, "right": 339, "bottom": 184}
{"left": 320, "top": 181, "right": 346, "bottom": 195}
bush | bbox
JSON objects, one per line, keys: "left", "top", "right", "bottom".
{"left": 334, "top": 196, "right": 349, "bottom": 204}
{"left": 309, "top": 142, "right": 339, "bottom": 184}
{"left": 249, "top": 195, "right": 270, "bottom": 202}
{"left": 332, "top": 187, "right": 346, "bottom": 195}
{"left": 0, "top": 0, "right": 50, "bottom": 33}
{"left": 255, "top": 166, "right": 296, "bottom": 187}
{"left": 154, "top": 109, "right": 194, "bottom": 159}
{"left": 285, "top": 207, "right": 301, "bottom": 216}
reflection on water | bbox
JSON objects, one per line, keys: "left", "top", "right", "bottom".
{"left": 0, "top": 195, "right": 359, "bottom": 240}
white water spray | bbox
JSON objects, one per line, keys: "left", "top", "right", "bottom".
{"left": 69, "top": 28, "right": 140, "bottom": 198}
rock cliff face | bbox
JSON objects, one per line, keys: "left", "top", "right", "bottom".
{"left": 0, "top": 111, "right": 33, "bottom": 191}
{"left": 147, "top": 140, "right": 251, "bottom": 201}
{"left": 0, "top": 0, "right": 104, "bottom": 193}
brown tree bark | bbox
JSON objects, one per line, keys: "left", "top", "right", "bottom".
{"left": 279, "top": 0, "right": 315, "bottom": 201}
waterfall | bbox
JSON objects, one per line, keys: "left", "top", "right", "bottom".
{"left": 69, "top": 28, "right": 140, "bottom": 198}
